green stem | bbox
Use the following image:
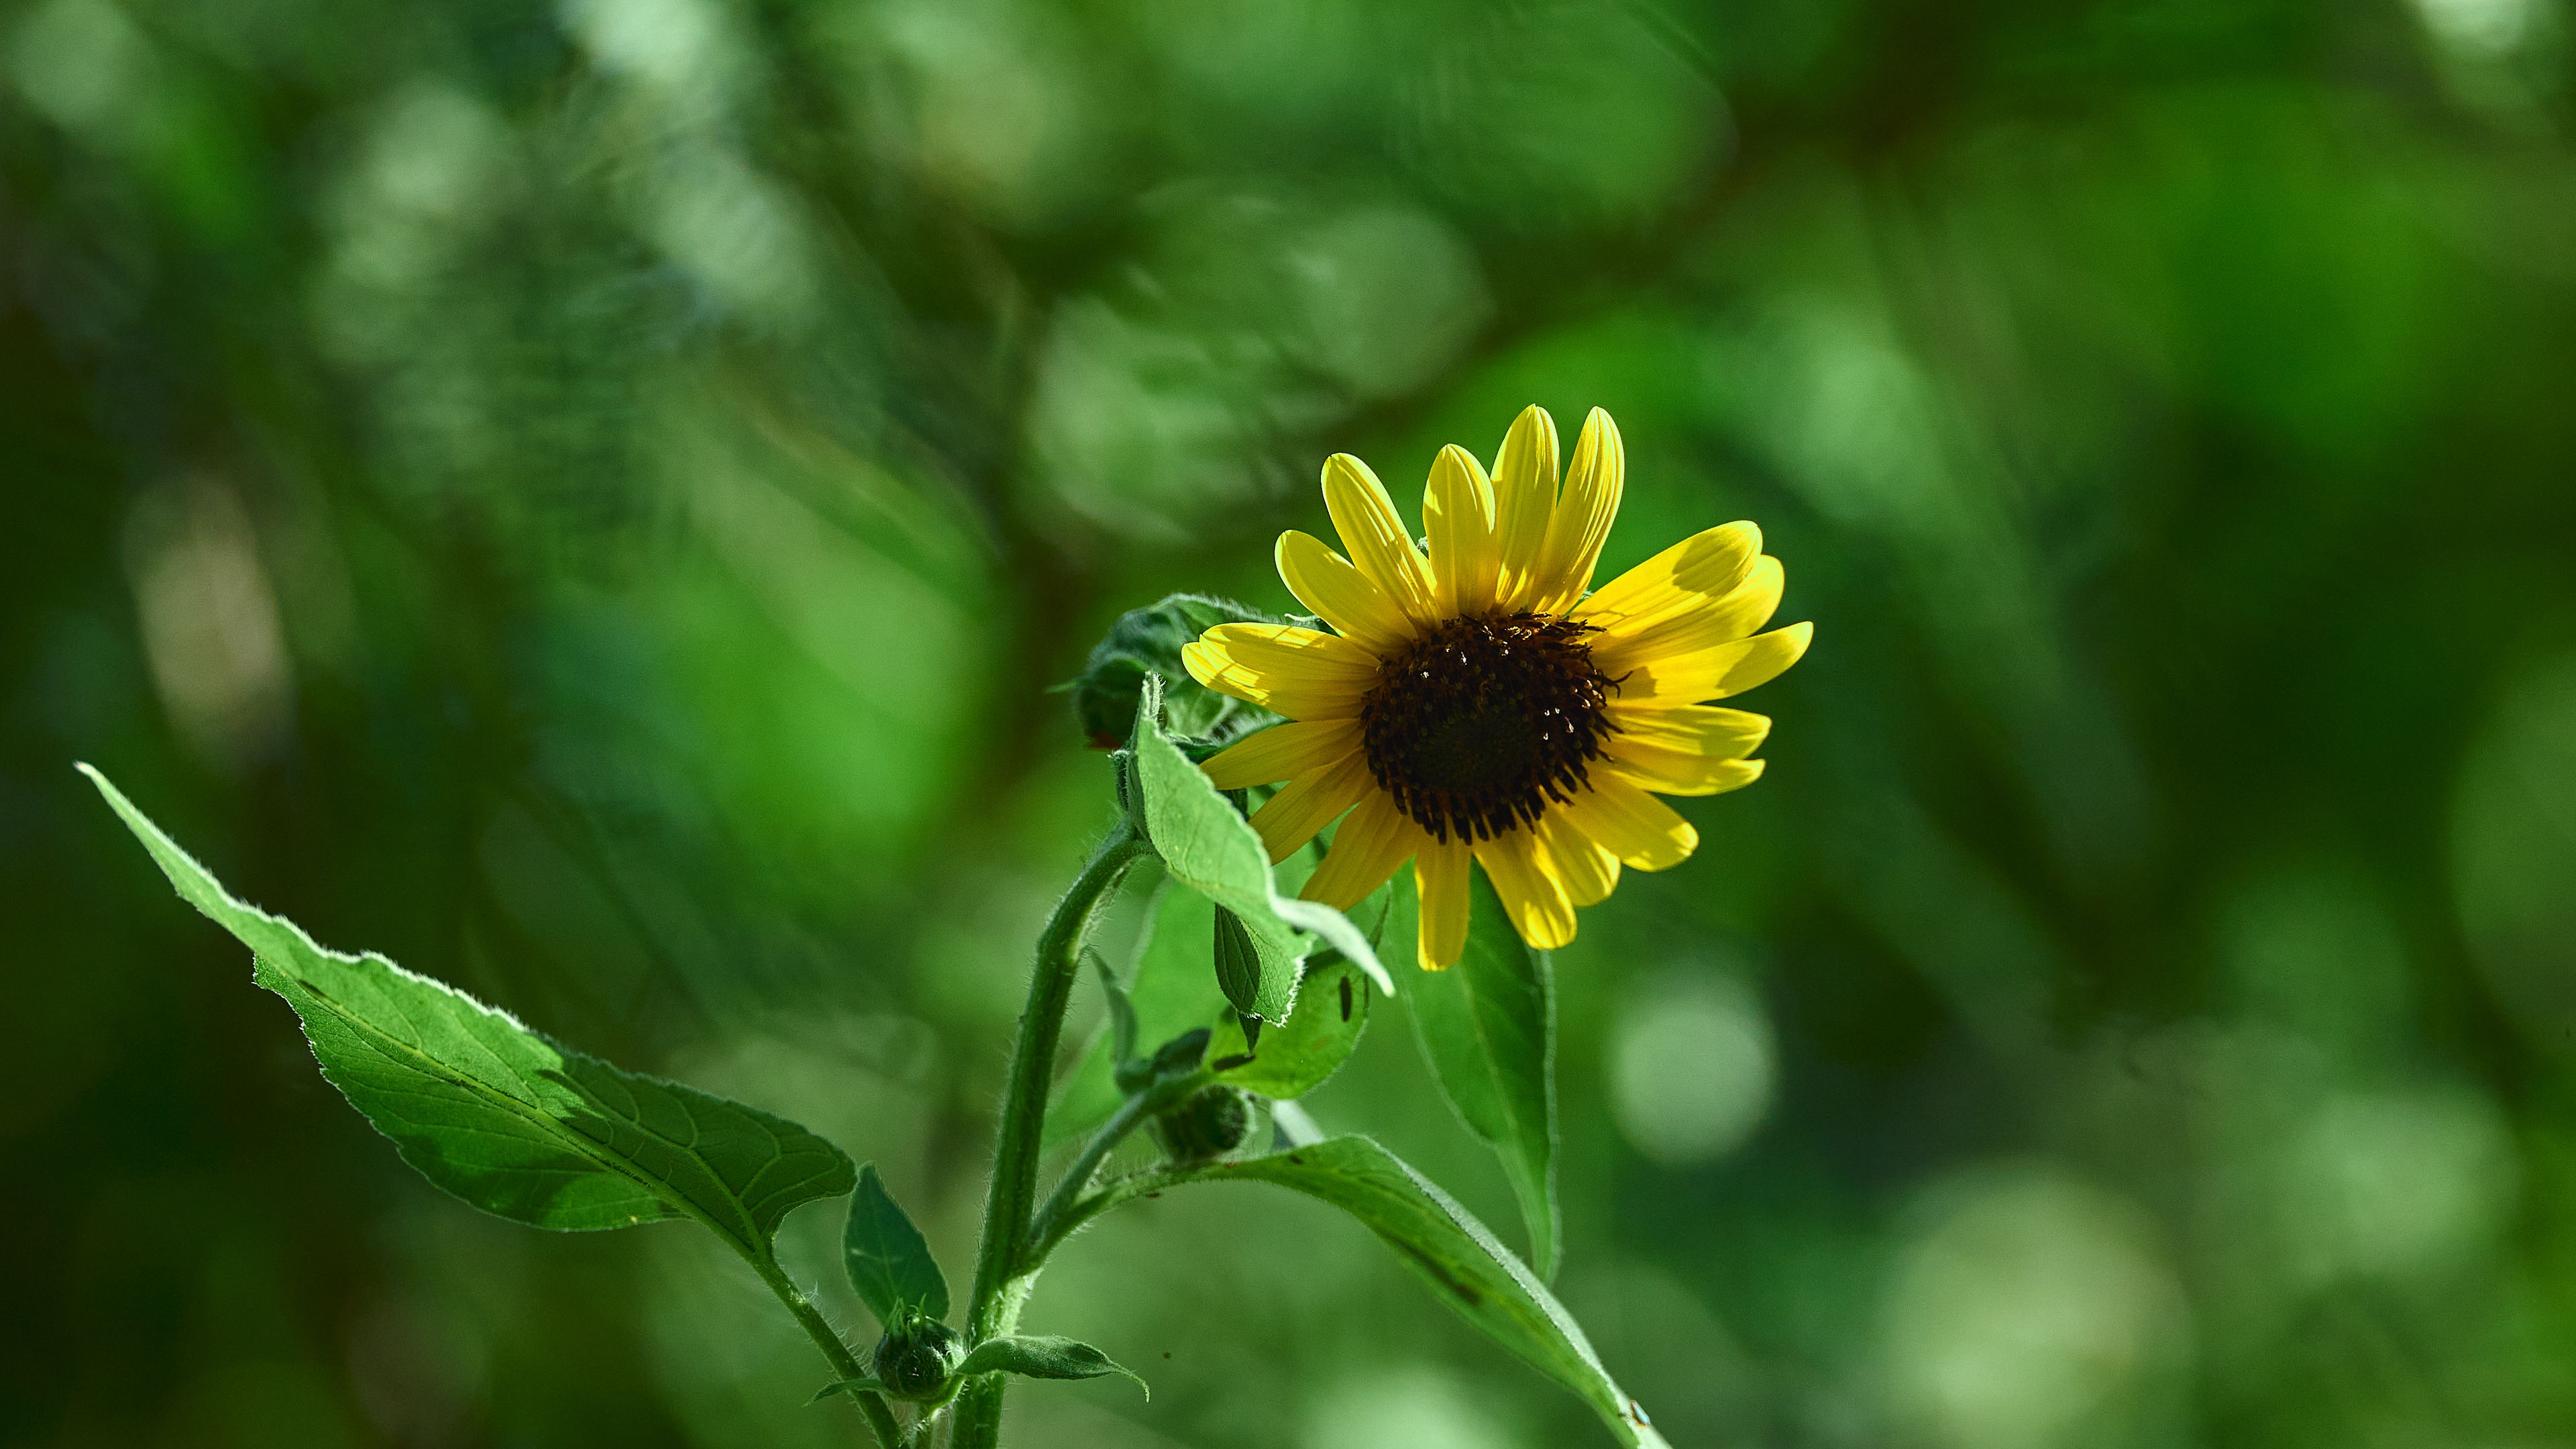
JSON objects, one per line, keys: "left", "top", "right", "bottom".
{"left": 953, "top": 822, "right": 1148, "bottom": 1449}
{"left": 750, "top": 1250, "right": 904, "bottom": 1448}
{"left": 1024, "top": 1075, "right": 1188, "bottom": 1261}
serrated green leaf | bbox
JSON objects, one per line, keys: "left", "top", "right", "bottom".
{"left": 84, "top": 765, "right": 855, "bottom": 1259}
{"left": 1130, "top": 674, "right": 1395, "bottom": 1006}
{"left": 955, "top": 1335, "right": 1147, "bottom": 1397}
{"left": 1397, "top": 871, "right": 1561, "bottom": 1279}
{"left": 844, "top": 1164, "right": 949, "bottom": 1330}
{"left": 1212, "top": 951, "right": 1371, "bottom": 1100}
{"left": 1145, "top": 1137, "right": 1664, "bottom": 1447}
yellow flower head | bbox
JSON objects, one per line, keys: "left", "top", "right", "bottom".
{"left": 1183, "top": 405, "right": 1812, "bottom": 970}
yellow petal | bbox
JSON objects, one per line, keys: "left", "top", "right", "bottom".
{"left": 1556, "top": 773, "right": 1697, "bottom": 871}
{"left": 1199, "top": 718, "right": 1364, "bottom": 790}
{"left": 1322, "top": 453, "right": 1438, "bottom": 627}
{"left": 1182, "top": 623, "right": 1379, "bottom": 719}
{"left": 1474, "top": 826, "right": 1576, "bottom": 951}
{"left": 1605, "top": 702, "right": 1771, "bottom": 757}
{"left": 1414, "top": 835, "right": 1472, "bottom": 970}
{"left": 1247, "top": 751, "right": 1374, "bottom": 863}
{"left": 1276, "top": 531, "right": 1413, "bottom": 654}
{"left": 1524, "top": 407, "right": 1624, "bottom": 614}
{"left": 1591, "top": 556, "right": 1783, "bottom": 677}
{"left": 1424, "top": 444, "right": 1500, "bottom": 618}
{"left": 1490, "top": 405, "right": 1559, "bottom": 610}
{"left": 1604, "top": 750, "right": 1766, "bottom": 798}
{"left": 1607, "top": 622, "right": 1813, "bottom": 706}
{"left": 1300, "top": 792, "right": 1426, "bottom": 910}
{"left": 1534, "top": 808, "right": 1619, "bottom": 907}
{"left": 1572, "top": 522, "right": 1762, "bottom": 635}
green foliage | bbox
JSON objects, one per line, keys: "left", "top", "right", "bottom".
{"left": 1211, "top": 903, "right": 1267, "bottom": 1026}
{"left": 1158, "top": 1137, "right": 1664, "bottom": 1448}
{"left": 82, "top": 765, "right": 853, "bottom": 1258}
{"left": 1070, "top": 594, "right": 1278, "bottom": 749}
{"left": 1399, "top": 872, "right": 1562, "bottom": 1279}
{"left": 1129, "top": 673, "right": 1396, "bottom": 1004}
{"left": 1212, "top": 951, "right": 1374, "bottom": 1100}
{"left": 955, "top": 1335, "right": 1148, "bottom": 1397}
{"left": 844, "top": 1164, "right": 949, "bottom": 1331}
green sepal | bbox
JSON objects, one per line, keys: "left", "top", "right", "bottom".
{"left": 955, "top": 1335, "right": 1148, "bottom": 1397}
{"left": 83, "top": 765, "right": 854, "bottom": 1258}
{"left": 843, "top": 1163, "right": 950, "bottom": 1331}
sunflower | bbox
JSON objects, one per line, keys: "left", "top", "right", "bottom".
{"left": 1181, "top": 405, "right": 1811, "bottom": 971}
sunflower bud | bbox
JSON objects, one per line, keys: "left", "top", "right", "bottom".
{"left": 1068, "top": 594, "right": 1277, "bottom": 749}
{"left": 1151, "top": 1084, "right": 1256, "bottom": 1162}
{"left": 871, "top": 1318, "right": 967, "bottom": 1402}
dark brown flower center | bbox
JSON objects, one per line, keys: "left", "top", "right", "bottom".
{"left": 1359, "top": 612, "right": 1615, "bottom": 843}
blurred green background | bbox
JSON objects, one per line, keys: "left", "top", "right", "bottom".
{"left": 10, "top": 0, "right": 2576, "bottom": 1444}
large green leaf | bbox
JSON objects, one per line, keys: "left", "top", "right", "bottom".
{"left": 1136, "top": 1137, "right": 1666, "bottom": 1448}
{"left": 85, "top": 765, "right": 855, "bottom": 1260}
{"left": 1399, "top": 871, "right": 1561, "bottom": 1279}
{"left": 1129, "top": 674, "right": 1395, "bottom": 1012}
{"left": 844, "top": 1164, "right": 949, "bottom": 1329}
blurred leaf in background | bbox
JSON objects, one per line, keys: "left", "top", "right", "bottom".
{"left": 10, "top": 0, "right": 2576, "bottom": 1444}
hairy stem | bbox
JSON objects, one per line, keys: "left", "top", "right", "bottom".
{"left": 751, "top": 1250, "right": 903, "bottom": 1447}
{"left": 953, "top": 822, "right": 1148, "bottom": 1449}
{"left": 1024, "top": 1079, "right": 1177, "bottom": 1261}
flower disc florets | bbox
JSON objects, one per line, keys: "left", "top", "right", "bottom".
{"left": 1359, "top": 611, "right": 1615, "bottom": 843}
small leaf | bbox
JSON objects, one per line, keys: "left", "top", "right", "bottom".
{"left": 1398, "top": 871, "right": 1561, "bottom": 1278}
{"left": 1211, "top": 952, "right": 1371, "bottom": 1101}
{"left": 808, "top": 1378, "right": 883, "bottom": 1405}
{"left": 955, "top": 1335, "right": 1148, "bottom": 1397}
{"left": 1212, "top": 905, "right": 1263, "bottom": 1018}
{"left": 1130, "top": 674, "right": 1395, "bottom": 1002}
{"left": 1088, "top": 946, "right": 1139, "bottom": 1064}
{"left": 1179, "top": 1138, "right": 1664, "bottom": 1448}
{"left": 843, "top": 1164, "right": 949, "bottom": 1330}
{"left": 84, "top": 767, "right": 857, "bottom": 1260}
